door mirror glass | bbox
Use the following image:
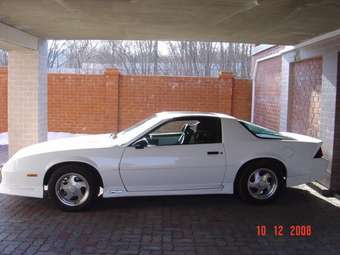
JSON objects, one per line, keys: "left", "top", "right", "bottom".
{"left": 133, "top": 138, "right": 148, "bottom": 149}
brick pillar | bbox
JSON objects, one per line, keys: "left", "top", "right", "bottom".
{"left": 8, "top": 39, "right": 48, "bottom": 156}
{"left": 0, "top": 68, "right": 8, "bottom": 133}
{"left": 219, "top": 72, "right": 234, "bottom": 115}
{"left": 104, "top": 68, "right": 120, "bottom": 132}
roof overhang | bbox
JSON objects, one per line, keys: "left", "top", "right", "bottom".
{"left": 0, "top": 0, "right": 340, "bottom": 44}
{"left": 0, "top": 22, "right": 38, "bottom": 50}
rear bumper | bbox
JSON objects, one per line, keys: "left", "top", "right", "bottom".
{"left": 287, "top": 158, "right": 329, "bottom": 187}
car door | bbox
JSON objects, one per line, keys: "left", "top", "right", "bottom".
{"left": 119, "top": 117, "right": 227, "bottom": 192}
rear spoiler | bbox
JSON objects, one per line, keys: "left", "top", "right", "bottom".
{"left": 279, "top": 132, "right": 322, "bottom": 144}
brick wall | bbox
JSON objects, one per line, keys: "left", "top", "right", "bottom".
{"left": 289, "top": 57, "right": 322, "bottom": 137}
{"left": 251, "top": 46, "right": 285, "bottom": 76}
{"left": 117, "top": 72, "right": 234, "bottom": 130}
{"left": 0, "top": 69, "right": 7, "bottom": 133}
{"left": 232, "top": 79, "right": 252, "bottom": 121}
{"left": 0, "top": 68, "right": 252, "bottom": 133}
{"left": 253, "top": 57, "right": 282, "bottom": 130}
{"left": 48, "top": 73, "right": 109, "bottom": 133}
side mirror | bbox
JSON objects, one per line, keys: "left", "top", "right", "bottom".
{"left": 133, "top": 138, "right": 148, "bottom": 149}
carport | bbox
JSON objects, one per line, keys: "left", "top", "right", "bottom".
{"left": 1, "top": 0, "right": 340, "bottom": 193}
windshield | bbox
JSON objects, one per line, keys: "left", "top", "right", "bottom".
{"left": 239, "top": 121, "right": 292, "bottom": 140}
{"left": 114, "top": 114, "right": 163, "bottom": 145}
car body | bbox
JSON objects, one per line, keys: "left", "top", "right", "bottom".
{"left": 0, "top": 111, "right": 329, "bottom": 210}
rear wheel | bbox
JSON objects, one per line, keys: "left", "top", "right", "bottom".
{"left": 48, "top": 165, "right": 99, "bottom": 211}
{"left": 237, "top": 160, "right": 284, "bottom": 204}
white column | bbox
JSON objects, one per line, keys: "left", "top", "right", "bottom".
{"left": 7, "top": 39, "right": 48, "bottom": 156}
{"left": 279, "top": 51, "right": 295, "bottom": 132}
{"left": 320, "top": 49, "right": 338, "bottom": 182}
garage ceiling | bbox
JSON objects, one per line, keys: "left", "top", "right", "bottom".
{"left": 0, "top": 0, "right": 340, "bottom": 44}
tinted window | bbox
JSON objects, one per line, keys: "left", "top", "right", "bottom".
{"left": 153, "top": 120, "right": 199, "bottom": 134}
{"left": 239, "top": 121, "right": 293, "bottom": 140}
{"left": 193, "top": 117, "right": 221, "bottom": 144}
{"left": 146, "top": 117, "right": 222, "bottom": 146}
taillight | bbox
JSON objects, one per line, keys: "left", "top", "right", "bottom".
{"left": 314, "top": 148, "right": 323, "bottom": 158}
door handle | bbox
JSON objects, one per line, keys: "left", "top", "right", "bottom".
{"left": 207, "top": 151, "right": 222, "bottom": 155}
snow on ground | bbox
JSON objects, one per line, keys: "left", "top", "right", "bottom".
{"left": 0, "top": 133, "right": 8, "bottom": 146}
{"left": 0, "top": 132, "right": 87, "bottom": 146}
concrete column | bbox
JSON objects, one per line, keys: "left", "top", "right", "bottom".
{"left": 279, "top": 51, "right": 295, "bottom": 132}
{"left": 8, "top": 39, "right": 48, "bottom": 156}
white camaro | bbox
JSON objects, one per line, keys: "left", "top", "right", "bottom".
{"left": 0, "top": 112, "right": 328, "bottom": 211}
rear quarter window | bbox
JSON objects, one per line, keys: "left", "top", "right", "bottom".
{"left": 239, "top": 121, "right": 293, "bottom": 140}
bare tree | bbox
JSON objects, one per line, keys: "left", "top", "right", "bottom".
{"left": 64, "top": 40, "right": 99, "bottom": 73}
{"left": 97, "top": 40, "right": 119, "bottom": 67}
{"left": 166, "top": 41, "right": 253, "bottom": 77}
{"left": 3, "top": 40, "right": 253, "bottom": 77}
{"left": 153, "top": 41, "right": 159, "bottom": 74}
{"left": 52, "top": 39, "right": 252, "bottom": 78}
{"left": 48, "top": 40, "right": 67, "bottom": 71}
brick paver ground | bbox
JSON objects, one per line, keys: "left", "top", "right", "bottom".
{"left": 0, "top": 187, "right": 339, "bottom": 255}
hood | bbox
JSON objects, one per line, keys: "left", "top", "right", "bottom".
{"left": 12, "top": 134, "right": 118, "bottom": 159}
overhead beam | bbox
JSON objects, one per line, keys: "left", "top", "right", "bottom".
{"left": 0, "top": 22, "right": 38, "bottom": 50}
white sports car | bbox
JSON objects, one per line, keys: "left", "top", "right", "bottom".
{"left": 0, "top": 112, "right": 328, "bottom": 211}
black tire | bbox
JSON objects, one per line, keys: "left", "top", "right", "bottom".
{"left": 48, "top": 164, "right": 99, "bottom": 211}
{"left": 237, "top": 160, "right": 285, "bottom": 204}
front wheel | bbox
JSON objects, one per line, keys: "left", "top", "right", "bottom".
{"left": 237, "top": 161, "right": 284, "bottom": 204}
{"left": 48, "top": 165, "right": 99, "bottom": 211}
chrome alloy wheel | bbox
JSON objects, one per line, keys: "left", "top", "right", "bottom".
{"left": 247, "top": 168, "right": 278, "bottom": 200}
{"left": 55, "top": 172, "right": 90, "bottom": 207}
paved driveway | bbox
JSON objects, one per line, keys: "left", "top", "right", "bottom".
{"left": 0, "top": 187, "right": 339, "bottom": 255}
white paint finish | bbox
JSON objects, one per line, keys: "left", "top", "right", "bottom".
{"left": 0, "top": 132, "right": 89, "bottom": 146}
{"left": 294, "top": 29, "right": 340, "bottom": 50}
{"left": 221, "top": 119, "right": 327, "bottom": 184}
{"left": 319, "top": 49, "right": 339, "bottom": 176}
{"left": 252, "top": 44, "right": 275, "bottom": 56}
{"left": 7, "top": 39, "right": 48, "bottom": 156}
{"left": 279, "top": 51, "right": 295, "bottom": 132}
{"left": 251, "top": 62, "right": 257, "bottom": 122}
{"left": 1, "top": 133, "right": 126, "bottom": 198}
{"left": 0, "top": 22, "right": 38, "bottom": 50}
{"left": 280, "top": 40, "right": 340, "bottom": 178}
{"left": 120, "top": 143, "right": 226, "bottom": 191}
{"left": 0, "top": 112, "right": 329, "bottom": 199}
{"left": 252, "top": 33, "right": 340, "bottom": 188}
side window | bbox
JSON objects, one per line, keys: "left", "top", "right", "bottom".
{"left": 153, "top": 120, "right": 198, "bottom": 134}
{"left": 145, "top": 117, "right": 222, "bottom": 146}
{"left": 194, "top": 117, "right": 221, "bottom": 144}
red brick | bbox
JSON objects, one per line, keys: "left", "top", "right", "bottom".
{"left": 289, "top": 57, "right": 322, "bottom": 138}
{"left": 253, "top": 57, "right": 282, "bottom": 130}
{"left": 0, "top": 68, "right": 252, "bottom": 133}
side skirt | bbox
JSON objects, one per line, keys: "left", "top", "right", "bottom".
{"left": 103, "top": 183, "right": 233, "bottom": 198}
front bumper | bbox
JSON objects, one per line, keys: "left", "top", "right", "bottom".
{"left": 0, "top": 161, "right": 43, "bottom": 198}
